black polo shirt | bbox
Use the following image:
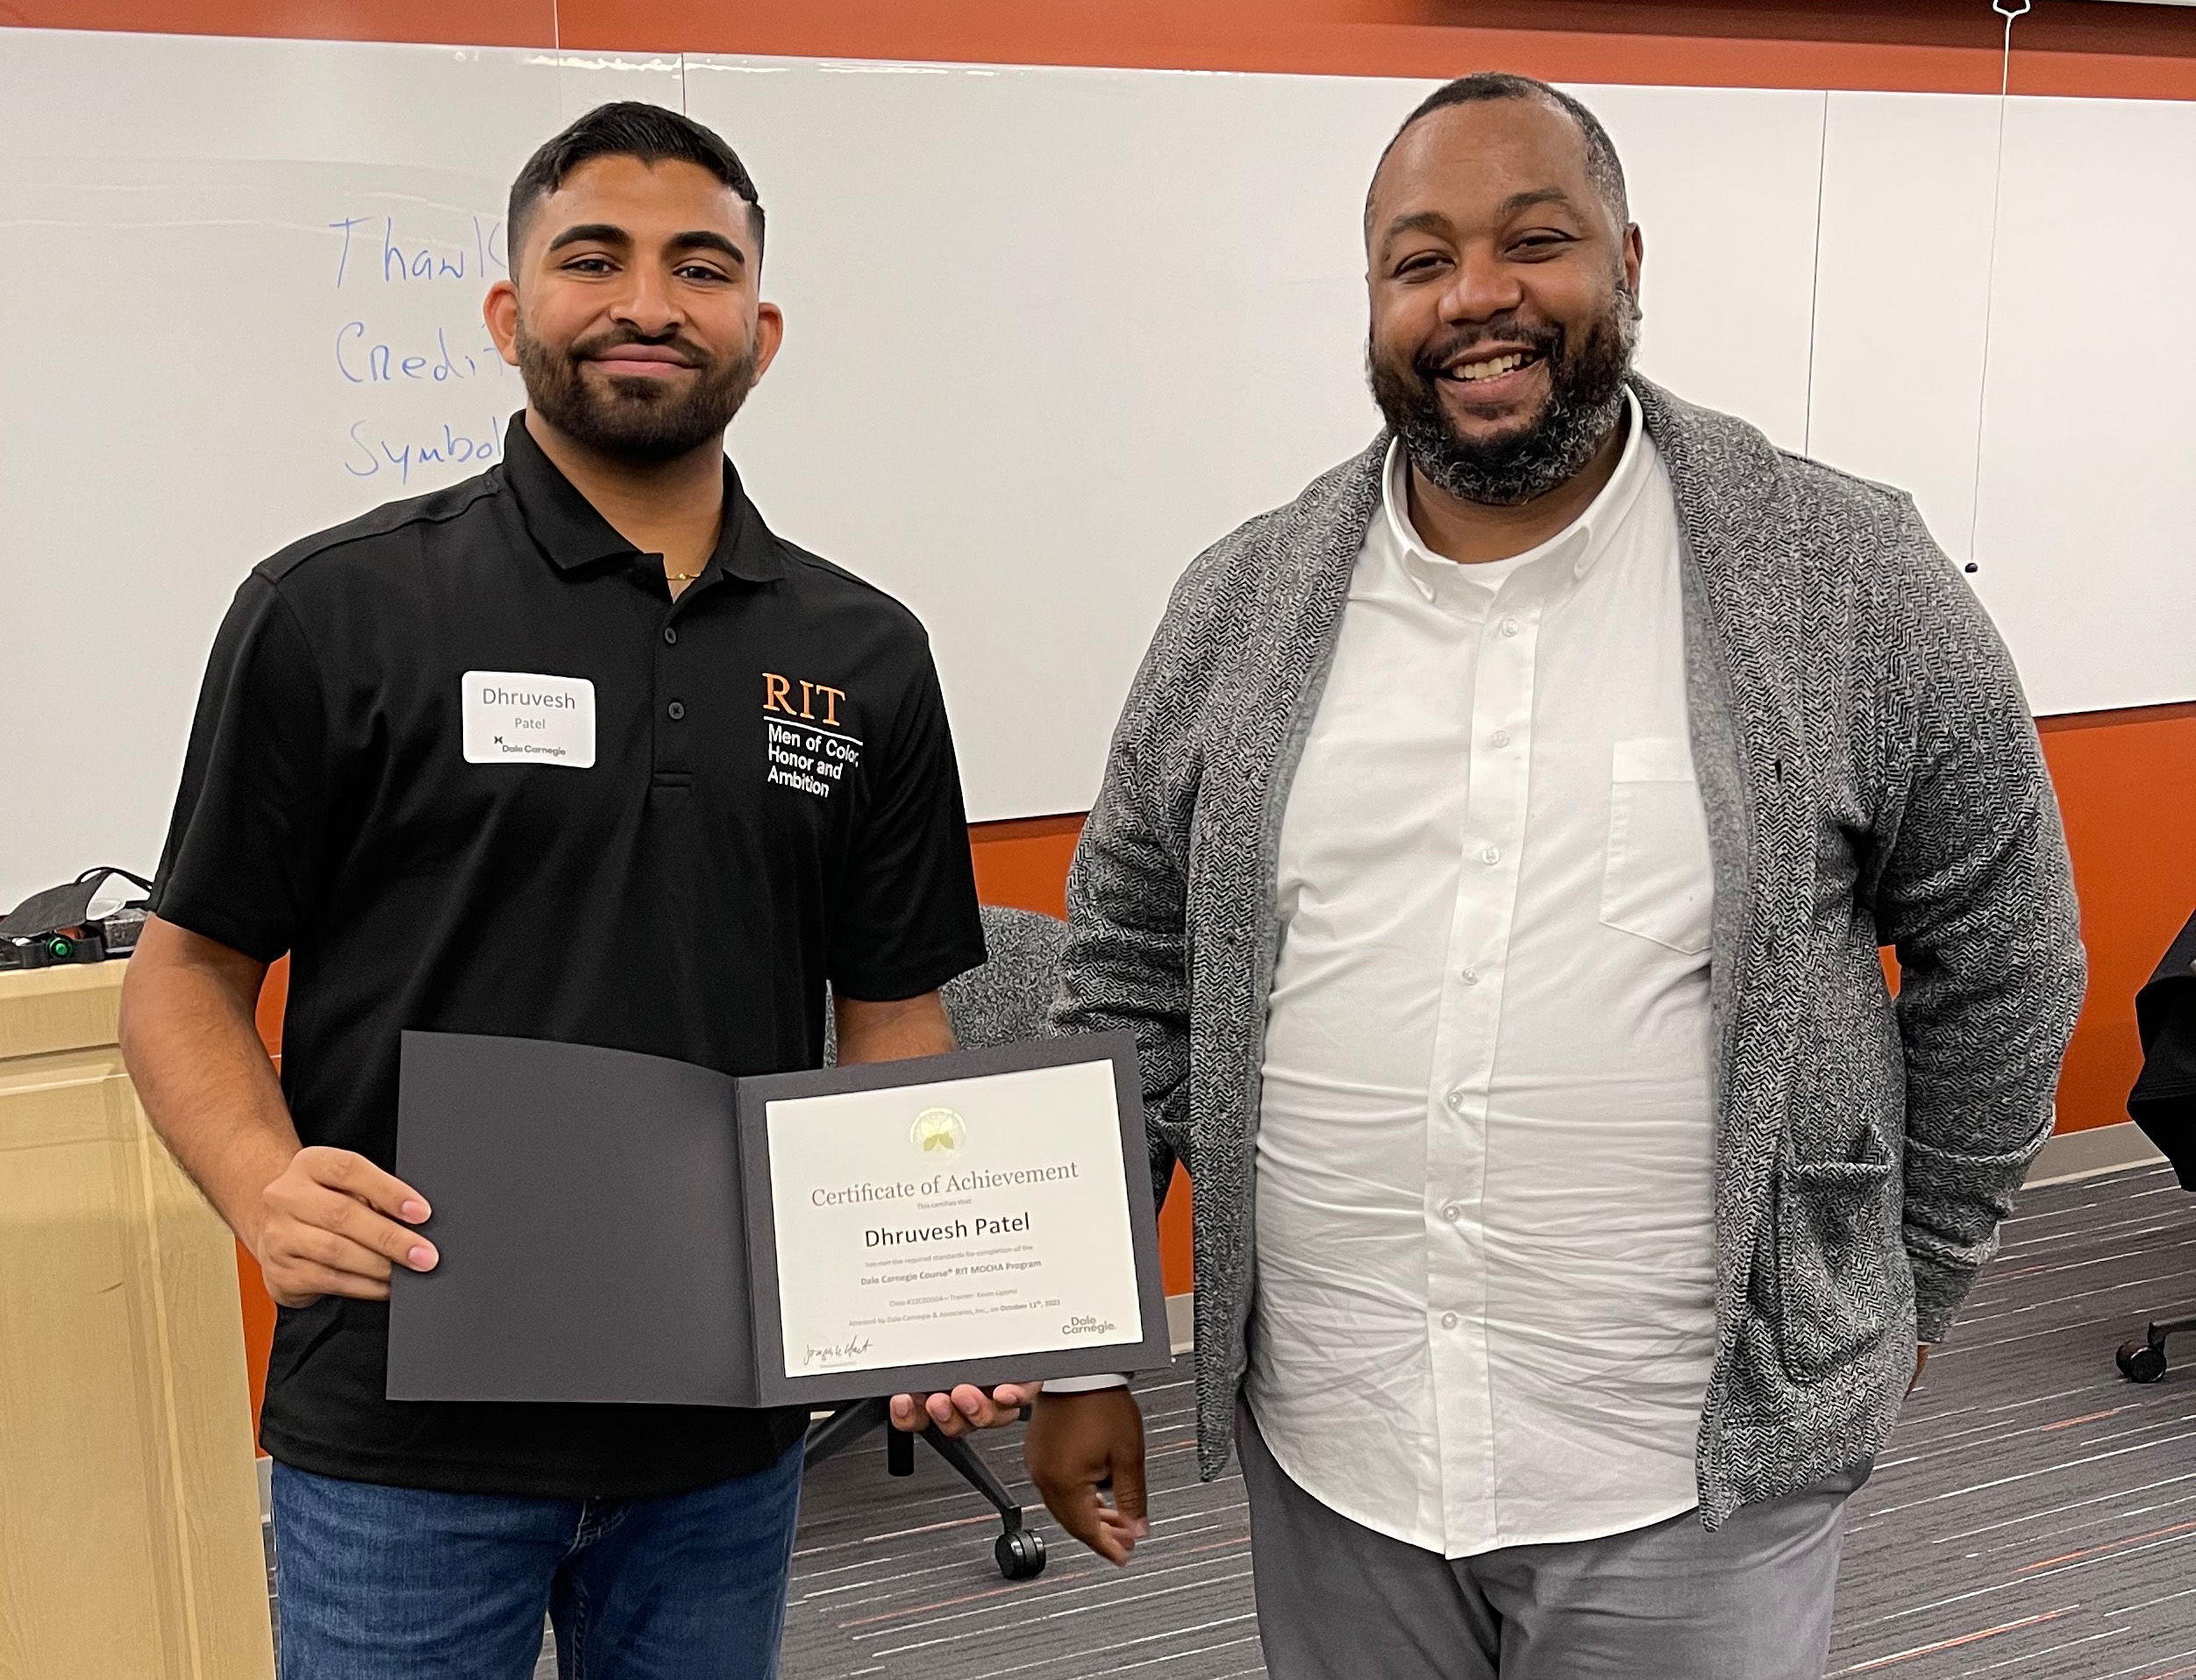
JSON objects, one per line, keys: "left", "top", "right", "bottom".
{"left": 151, "top": 416, "right": 986, "bottom": 1499}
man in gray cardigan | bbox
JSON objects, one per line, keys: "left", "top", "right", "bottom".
{"left": 1021, "top": 74, "right": 2085, "bottom": 1677}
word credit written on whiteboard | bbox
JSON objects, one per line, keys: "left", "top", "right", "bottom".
{"left": 330, "top": 209, "right": 520, "bottom": 488}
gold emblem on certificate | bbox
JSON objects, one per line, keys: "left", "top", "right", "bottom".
{"left": 910, "top": 1106, "right": 967, "bottom": 1155}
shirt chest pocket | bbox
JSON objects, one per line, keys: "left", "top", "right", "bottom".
{"left": 1600, "top": 736, "right": 1713, "bottom": 956}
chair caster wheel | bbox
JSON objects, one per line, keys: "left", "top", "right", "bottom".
{"left": 996, "top": 1527, "right": 1046, "bottom": 1580}
{"left": 2119, "top": 1339, "right": 2170, "bottom": 1384}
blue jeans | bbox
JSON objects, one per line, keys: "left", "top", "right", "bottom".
{"left": 270, "top": 1444, "right": 803, "bottom": 1680}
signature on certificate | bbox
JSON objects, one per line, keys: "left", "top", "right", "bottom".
{"left": 802, "top": 1336, "right": 876, "bottom": 1368}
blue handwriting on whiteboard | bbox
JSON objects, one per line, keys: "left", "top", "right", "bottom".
{"left": 336, "top": 322, "right": 510, "bottom": 386}
{"left": 345, "top": 417, "right": 505, "bottom": 483}
{"left": 331, "top": 216, "right": 508, "bottom": 288}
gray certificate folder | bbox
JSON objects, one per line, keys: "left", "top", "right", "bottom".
{"left": 387, "top": 1029, "right": 1171, "bottom": 1407}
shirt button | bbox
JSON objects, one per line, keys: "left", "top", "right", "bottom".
{"left": 1440, "top": 1203, "right": 1461, "bottom": 1222}
{"left": 1479, "top": 845, "right": 1501, "bottom": 866}
{"left": 667, "top": 701, "right": 686, "bottom": 721}
{"left": 1491, "top": 729, "right": 1511, "bottom": 748}
{"left": 1500, "top": 616, "right": 1521, "bottom": 637}
{"left": 1459, "top": 966, "right": 1480, "bottom": 986}
{"left": 662, "top": 627, "right": 678, "bottom": 645}
{"left": 1441, "top": 1312, "right": 1460, "bottom": 1331}
{"left": 1444, "top": 1088, "right": 1465, "bottom": 1111}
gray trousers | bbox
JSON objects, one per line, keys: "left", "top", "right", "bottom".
{"left": 1238, "top": 1403, "right": 1865, "bottom": 1680}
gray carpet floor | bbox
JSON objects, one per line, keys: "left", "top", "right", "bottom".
{"left": 269, "top": 1162, "right": 2196, "bottom": 1677}
{"left": 774, "top": 1163, "right": 2196, "bottom": 1680}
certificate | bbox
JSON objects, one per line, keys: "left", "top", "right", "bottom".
{"left": 387, "top": 1029, "right": 1171, "bottom": 1407}
{"left": 738, "top": 1037, "right": 1171, "bottom": 1404}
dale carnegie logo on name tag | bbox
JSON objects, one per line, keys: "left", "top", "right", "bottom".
{"left": 461, "top": 671, "right": 596, "bottom": 768}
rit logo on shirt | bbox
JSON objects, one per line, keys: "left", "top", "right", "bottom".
{"left": 764, "top": 673, "right": 848, "bottom": 728}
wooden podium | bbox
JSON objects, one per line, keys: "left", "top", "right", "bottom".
{"left": 0, "top": 962, "right": 274, "bottom": 1679}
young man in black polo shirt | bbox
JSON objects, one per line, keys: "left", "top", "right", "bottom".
{"left": 118, "top": 103, "right": 1029, "bottom": 1678}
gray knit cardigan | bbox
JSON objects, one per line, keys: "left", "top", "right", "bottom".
{"left": 1052, "top": 376, "right": 2085, "bottom": 1527}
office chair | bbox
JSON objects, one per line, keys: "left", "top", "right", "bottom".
{"left": 806, "top": 902, "right": 1070, "bottom": 1579}
{"left": 2116, "top": 908, "right": 2196, "bottom": 1384}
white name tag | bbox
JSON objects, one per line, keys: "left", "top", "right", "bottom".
{"left": 461, "top": 670, "right": 595, "bottom": 769}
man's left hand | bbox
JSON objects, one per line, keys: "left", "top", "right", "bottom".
{"left": 889, "top": 1383, "right": 1042, "bottom": 1438}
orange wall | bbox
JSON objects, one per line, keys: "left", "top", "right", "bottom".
{"left": 238, "top": 962, "right": 287, "bottom": 1435}
{"left": 13, "top": 0, "right": 2196, "bottom": 100}
{"left": 967, "top": 815, "right": 1083, "bottom": 921}
{"left": 2041, "top": 706, "right": 2196, "bottom": 1137}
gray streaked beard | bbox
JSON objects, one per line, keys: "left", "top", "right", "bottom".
{"left": 1369, "top": 287, "right": 1639, "bottom": 509}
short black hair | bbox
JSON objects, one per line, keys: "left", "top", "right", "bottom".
{"left": 507, "top": 101, "right": 765, "bottom": 267}
{"left": 1369, "top": 72, "right": 1629, "bottom": 233}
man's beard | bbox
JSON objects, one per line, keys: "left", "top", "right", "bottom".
{"left": 1367, "top": 284, "right": 1639, "bottom": 508}
{"left": 517, "top": 317, "right": 760, "bottom": 465}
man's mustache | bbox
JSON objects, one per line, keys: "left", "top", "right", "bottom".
{"left": 569, "top": 327, "right": 714, "bottom": 368}
{"left": 1410, "top": 320, "right": 1564, "bottom": 381}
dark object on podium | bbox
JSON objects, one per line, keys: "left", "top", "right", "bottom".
{"left": 0, "top": 867, "right": 150, "bottom": 969}
{"left": 2115, "top": 908, "right": 2196, "bottom": 1385}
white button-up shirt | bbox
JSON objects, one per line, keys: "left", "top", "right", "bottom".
{"left": 1246, "top": 392, "right": 1719, "bottom": 1558}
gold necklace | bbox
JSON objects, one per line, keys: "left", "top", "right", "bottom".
{"left": 664, "top": 568, "right": 706, "bottom": 581}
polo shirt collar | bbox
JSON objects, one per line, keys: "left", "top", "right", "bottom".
{"left": 499, "top": 412, "right": 787, "bottom": 584}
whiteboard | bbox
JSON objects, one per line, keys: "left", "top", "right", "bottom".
{"left": 1810, "top": 91, "right": 2001, "bottom": 563}
{"left": 1, "top": 30, "right": 2185, "bottom": 914}
{"left": 1810, "top": 90, "right": 2196, "bottom": 717}
{"left": 1969, "top": 95, "right": 2196, "bottom": 716}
